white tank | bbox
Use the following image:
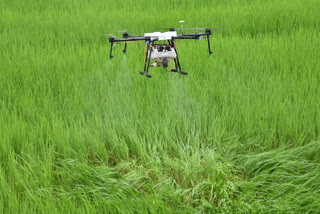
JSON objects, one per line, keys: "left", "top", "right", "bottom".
{"left": 148, "top": 48, "right": 177, "bottom": 60}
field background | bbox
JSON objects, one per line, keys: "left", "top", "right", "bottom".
{"left": 0, "top": 0, "right": 319, "bottom": 213}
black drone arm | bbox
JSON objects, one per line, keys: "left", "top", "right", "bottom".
{"left": 108, "top": 36, "right": 158, "bottom": 60}
{"left": 173, "top": 30, "right": 213, "bottom": 56}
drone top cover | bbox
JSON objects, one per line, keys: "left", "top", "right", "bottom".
{"left": 144, "top": 31, "right": 177, "bottom": 40}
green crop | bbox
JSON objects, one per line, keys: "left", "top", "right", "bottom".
{"left": 0, "top": 0, "right": 319, "bottom": 213}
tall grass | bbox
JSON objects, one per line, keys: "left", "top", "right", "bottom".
{"left": 0, "top": 0, "right": 319, "bottom": 213}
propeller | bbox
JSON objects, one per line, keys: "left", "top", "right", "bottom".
{"left": 116, "top": 30, "right": 130, "bottom": 38}
{"left": 153, "top": 27, "right": 219, "bottom": 32}
{"left": 103, "top": 34, "right": 119, "bottom": 38}
{"left": 118, "top": 30, "right": 129, "bottom": 34}
{"left": 172, "top": 27, "right": 219, "bottom": 31}
{"left": 103, "top": 30, "right": 129, "bottom": 37}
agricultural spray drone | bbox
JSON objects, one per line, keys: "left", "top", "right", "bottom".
{"left": 108, "top": 21, "right": 213, "bottom": 78}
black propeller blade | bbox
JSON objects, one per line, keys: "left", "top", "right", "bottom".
{"left": 171, "top": 27, "right": 219, "bottom": 31}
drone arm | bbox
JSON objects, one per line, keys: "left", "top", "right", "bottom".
{"left": 173, "top": 32, "right": 209, "bottom": 39}
{"left": 173, "top": 35, "right": 201, "bottom": 40}
{"left": 108, "top": 36, "right": 158, "bottom": 59}
{"left": 110, "top": 36, "right": 157, "bottom": 43}
{"left": 173, "top": 30, "right": 213, "bottom": 56}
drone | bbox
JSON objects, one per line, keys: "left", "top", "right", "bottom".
{"left": 108, "top": 21, "right": 213, "bottom": 78}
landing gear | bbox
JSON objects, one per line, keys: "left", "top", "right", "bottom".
{"left": 139, "top": 40, "right": 188, "bottom": 78}
{"left": 168, "top": 40, "right": 188, "bottom": 75}
{"left": 170, "top": 69, "right": 187, "bottom": 75}
{"left": 139, "top": 71, "right": 152, "bottom": 78}
{"left": 179, "top": 71, "right": 188, "bottom": 75}
{"left": 140, "top": 41, "right": 154, "bottom": 78}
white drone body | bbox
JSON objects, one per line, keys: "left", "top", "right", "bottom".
{"left": 144, "top": 31, "right": 177, "bottom": 41}
{"left": 144, "top": 31, "right": 178, "bottom": 61}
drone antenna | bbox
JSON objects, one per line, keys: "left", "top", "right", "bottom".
{"left": 179, "top": 20, "right": 184, "bottom": 34}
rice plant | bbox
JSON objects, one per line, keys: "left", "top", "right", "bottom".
{"left": 0, "top": 0, "right": 319, "bottom": 213}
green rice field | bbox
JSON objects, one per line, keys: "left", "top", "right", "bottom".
{"left": 0, "top": 0, "right": 319, "bottom": 213}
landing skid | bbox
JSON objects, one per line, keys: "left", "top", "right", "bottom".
{"left": 170, "top": 69, "right": 187, "bottom": 75}
{"left": 140, "top": 72, "right": 151, "bottom": 78}
{"left": 179, "top": 71, "right": 188, "bottom": 75}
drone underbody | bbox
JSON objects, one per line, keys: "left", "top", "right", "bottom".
{"left": 108, "top": 21, "right": 213, "bottom": 78}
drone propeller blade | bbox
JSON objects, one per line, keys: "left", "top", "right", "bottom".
{"left": 103, "top": 33, "right": 119, "bottom": 37}
{"left": 153, "top": 27, "right": 175, "bottom": 31}
{"left": 118, "top": 30, "right": 128, "bottom": 34}
{"left": 153, "top": 27, "right": 220, "bottom": 32}
{"left": 117, "top": 30, "right": 130, "bottom": 38}
{"left": 174, "top": 27, "right": 219, "bottom": 31}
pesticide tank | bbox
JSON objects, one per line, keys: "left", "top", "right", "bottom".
{"left": 147, "top": 44, "right": 176, "bottom": 60}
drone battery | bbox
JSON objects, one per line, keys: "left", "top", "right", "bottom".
{"left": 148, "top": 45, "right": 176, "bottom": 60}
